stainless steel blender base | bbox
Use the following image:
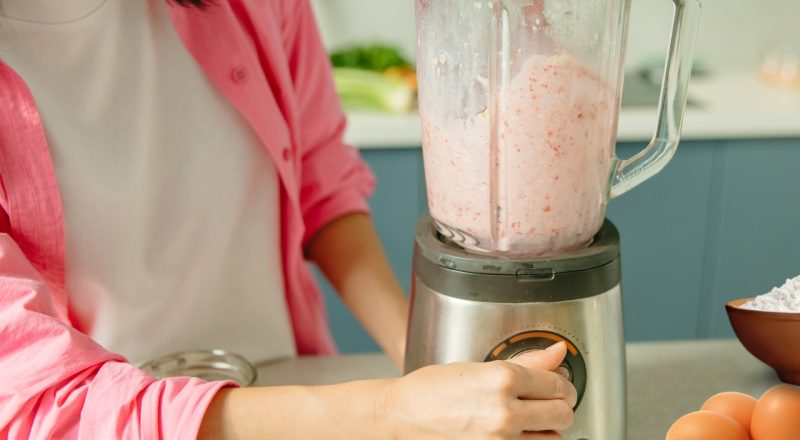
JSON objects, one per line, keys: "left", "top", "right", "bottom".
{"left": 404, "top": 216, "right": 627, "bottom": 440}
{"left": 405, "top": 279, "right": 626, "bottom": 440}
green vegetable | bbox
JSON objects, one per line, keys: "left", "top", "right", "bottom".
{"left": 332, "top": 67, "right": 414, "bottom": 113}
{"left": 330, "top": 45, "right": 412, "bottom": 72}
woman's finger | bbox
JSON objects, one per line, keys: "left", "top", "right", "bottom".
{"left": 508, "top": 342, "right": 567, "bottom": 371}
{"left": 512, "top": 366, "right": 578, "bottom": 407}
{"left": 518, "top": 430, "right": 564, "bottom": 440}
{"left": 513, "top": 398, "right": 575, "bottom": 432}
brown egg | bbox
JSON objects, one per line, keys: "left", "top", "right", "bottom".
{"left": 666, "top": 410, "right": 750, "bottom": 440}
{"left": 751, "top": 384, "right": 800, "bottom": 440}
{"left": 701, "top": 391, "right": 757, "bottom": 433}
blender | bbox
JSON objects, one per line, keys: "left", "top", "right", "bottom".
{"left": 404, "top": 0, "right": 701, "bottom": 439}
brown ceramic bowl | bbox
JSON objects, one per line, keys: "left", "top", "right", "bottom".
{"left": 726, "top": 298, "right": 800, "bottom": 385}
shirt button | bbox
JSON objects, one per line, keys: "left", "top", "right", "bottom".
{"left": 231, "top": 67, "right": 247, "bottom": 83}
{"left": 282, "top": 148, "right": 292, "bottom": 161}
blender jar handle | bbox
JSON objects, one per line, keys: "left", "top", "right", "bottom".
{"left": 608, "top": 0, "right": 702, "bottom": 199}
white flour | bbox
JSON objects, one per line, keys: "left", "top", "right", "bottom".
{"left": 740, "top": 274, "right": 800, "bottom": 312}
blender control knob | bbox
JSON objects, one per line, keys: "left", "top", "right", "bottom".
{"left": 485, "top": 331, "right": 587, "bottom": 409}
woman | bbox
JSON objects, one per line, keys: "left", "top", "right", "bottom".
{"left": 0, "top": 0, "right": 576, "bottom": 438}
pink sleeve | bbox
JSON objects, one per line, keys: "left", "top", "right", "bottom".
{"left": 0, "top": 234, "right": 236, "bottom": 439}
{"left": 282, "top": 0, "right": 377, "bottom": 247}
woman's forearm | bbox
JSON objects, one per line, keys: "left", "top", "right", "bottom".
{"left": 306, "top": 213, "right": 409, "bottom": 367}
{"left": 197, "top": 380, "right": 391, "bottom": 440}
{"left": 198, "top": 346, "right": 577, "bottom": 439}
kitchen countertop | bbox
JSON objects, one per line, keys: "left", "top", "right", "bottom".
{"left": 343, "top": 72, "right": 800, "bottom": 148}
{"left": 254, "top": 339, "right": 780, "bottom": 440}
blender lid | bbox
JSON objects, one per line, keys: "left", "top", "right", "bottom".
{"left": 415, "top": 215, "right": 620, "bottom": 276}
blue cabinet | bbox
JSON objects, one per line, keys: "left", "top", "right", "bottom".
{"left": 317, "top": 138, "right": 800, "bottom": 353}
{"left": 699, "top": 139, "right": 800, "bottom": 336}
{"left": 606, "top": 141, "right": 717, "bottom": 341}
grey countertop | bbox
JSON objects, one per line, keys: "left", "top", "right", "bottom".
{"left": 254, "top": 339, "right": 780, "bottom": 440}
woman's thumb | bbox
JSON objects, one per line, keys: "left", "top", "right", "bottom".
{"left": 507, "top": 341, "right": 568, "bottom": 371}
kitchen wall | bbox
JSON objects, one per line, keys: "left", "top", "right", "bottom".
{"left": 311, "top": 0, "right": 800, "bottom": 72}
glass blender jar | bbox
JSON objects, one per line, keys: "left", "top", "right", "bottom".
{"left": 417, "top": 0, "right": 701, "bottom": 256}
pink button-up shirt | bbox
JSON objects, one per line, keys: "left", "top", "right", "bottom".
{"left": 0, "top": 1, "right": 375, "bottom": 438}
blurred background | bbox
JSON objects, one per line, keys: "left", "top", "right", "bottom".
{"left": 312, "top": 0, "right": 800, "bottom": 72}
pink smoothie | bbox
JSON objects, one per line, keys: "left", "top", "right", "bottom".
{"left": 422, "top": 54, "right": 618, "bottom": 256}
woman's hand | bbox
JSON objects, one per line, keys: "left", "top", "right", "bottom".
{"left": 198, "top": 342, "right": 575, "bottom": 439}
{"left": 382, "top": 342, "right": 576, "bottom": 440}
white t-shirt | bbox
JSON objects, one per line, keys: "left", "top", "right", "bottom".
{"left": 0, "top": 0, "right": 296, "bottom": 365}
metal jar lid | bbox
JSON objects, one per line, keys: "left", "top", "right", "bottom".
{"left": 416, "top": 215, "right": 620, "bottom": 275}
{"left": 413, "top": 215, "right": 621, "bottom": 303}
{"left": 139, "top": 349, "right": 257, "bottom": 387}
